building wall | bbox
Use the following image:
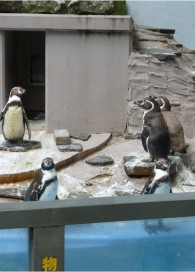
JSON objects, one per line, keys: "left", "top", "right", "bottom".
{"left": 0, "top": 14, "right": 132, "bottom": 134}
{"left": 46, "top": 31, "right": 130, "bottom": 134}
{"left": 126, "top": 1, "right": 195, "bottom": 50}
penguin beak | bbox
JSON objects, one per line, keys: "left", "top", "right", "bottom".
{"left": 17, "top": 87, "right": 26, "bottom": 97}
{"left": 133, "top": 100, "right": 145, "bottom": 108}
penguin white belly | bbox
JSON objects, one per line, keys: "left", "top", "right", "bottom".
{"left": 155, "top": 182, "right": 171, "bottom": 194}
{"left": 39, "top": 181, "right": 58, "bottom": 201}
{"left": 3, "top": 106, "right": 24, "bottom": 140}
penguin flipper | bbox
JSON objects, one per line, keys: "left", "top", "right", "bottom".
{"left": 0, "top": 112, "right": 3, "bottom": 122}
{"left": 141, "top": 177, "right": 153, "bottom": 194}
{"left": 23, "top": 109, "right": 31, "bottom": 139}
{"left": 24, "top": 169, "right": 42, "bottom": 201}
{"left": 141, "top": 127, "right": 150, "bottom": 152}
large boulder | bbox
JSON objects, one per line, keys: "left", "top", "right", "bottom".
{"left": 22, "top": 0, "right": 66, "bottom": 14}
{"left": 0, "top": 1, "right": 24, "bottom": 13}
{"left": 68, "top": 0, "right": 116, "bottom": 15}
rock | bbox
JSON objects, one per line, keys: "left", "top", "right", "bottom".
{"left": 191, "top": 164, "right": 195, "bottom": 173}
{"left": 70, "top": 133, "right": 91, "bottom": 141}
{"left": 54, "top": 129, "right": 71, "bottom": 145}
{"left": 23, "top": 0, "right": 66, "bottom": 14}
{"left": 0, "top": 140, "right": 42, "bottom": 152}
{"left": 68, "top": 0, "right": 116, "bottom": 15}
{"left": 138, "top": 48, "right": 180, "bottom": 61}
{"left": 86, "top": 155, "right": 114, "bottom": 166}
{"left": 58, "top": 143, "right": 83, "bottom": 152}
{"left": 124, "top": 132, "right": 141, "bottom": 139}
{"left": 124, "top": 152, "right": 181, "bottom": 177}
{"left": 0, "top": 1, "right": 24, "bottom": 13}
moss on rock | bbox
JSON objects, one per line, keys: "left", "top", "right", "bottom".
{"left": 0, "top": 1, "right": 24, "bottom": 13}
{"left": 113, "top": 1, "right": 127, "bottom": 15}
{"left": 23, "top": 0, "right": 66, "bottom": 14}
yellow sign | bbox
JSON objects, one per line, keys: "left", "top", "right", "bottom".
{"left": 42, "top": 256, "right": 58, "bottom": 271}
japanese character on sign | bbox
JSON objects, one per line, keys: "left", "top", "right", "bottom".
{"left": 42, "top": 256, "right": 58, "bottom": 271}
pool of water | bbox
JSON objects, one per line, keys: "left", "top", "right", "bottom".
{"left": 0, "top": 228, "right": 29, "bottom": 271}
{"left": 65, "top": 217, "right": 195, "bottom": 271}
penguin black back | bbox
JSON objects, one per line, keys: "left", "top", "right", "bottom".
{"left": 134, "top": 97, "right": 170, "bottom": 162}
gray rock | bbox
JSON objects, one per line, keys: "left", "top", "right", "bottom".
{"left": 86, "top": 156, "right": 114, "bottom": 166}
{"left": 54, "top": 129, "right": 71, "bottom": 145}
{"left": 124, "top": 152, "right": 181, "bottom": 177}
{"left": 58, "top": 143, "right": 83, "bottom": 152}
{"left": 191, "top": 164, "right": 195, "bottom": 173}
{"left": 70, "top": 133, "right": 91, "bottom": 141}
{"left": 68, "top": 0, "right": 116, "bottom": 15}
{"left": 23, "top": 0, "right": 66, "bottom": 14}
{"left": 0, "top": 140, "right": 42, "bottom": 152}
{"left": 124, "top": 132, "right": 141, "bottom": 140}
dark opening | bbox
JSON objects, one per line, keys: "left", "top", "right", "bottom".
{"left": 5, "top": 31, "right": 45, "bottom": 121}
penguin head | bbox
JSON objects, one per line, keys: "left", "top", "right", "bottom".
{"left": 41, "top": 157, "right": 55, "bottom": 171}
{"left": 134, "top": 97, "right": 160, "bottom": 112}
{"left": 155, "top": 159, "right": 170, "bottom": 172}
{"left": 9, "top": 87, "right": 26, "bottom": 98}
{"left": 153, "top": 96, "right": 171, "bottom": 111}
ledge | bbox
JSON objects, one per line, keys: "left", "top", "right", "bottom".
{"left": 0, "top": 14, "right": 132, "bottom": 32}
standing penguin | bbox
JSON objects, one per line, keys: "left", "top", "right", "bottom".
{"left": 134, "top": 97, "right": 170, "bottom": 162}
{"left": 153, "top": 95, "right": 186, "bottom": 154}
{"left": 24, "top": 157, "right": 58, "bottom": 201}
{"left": 142, "top": 158, "right": 172, "bottom": 194}
{"left": 0, "top": 86, "right": 31, "bottom": 142}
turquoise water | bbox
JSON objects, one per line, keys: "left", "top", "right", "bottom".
{"left": 65, "top": 217, "right": 195, "bottom": 271}
{"left": 0, "top": 228, "right": 29, "bottom": 271}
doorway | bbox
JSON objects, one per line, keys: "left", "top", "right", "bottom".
{"left": 4, "top": 31, "right": 45, "bottom": 123}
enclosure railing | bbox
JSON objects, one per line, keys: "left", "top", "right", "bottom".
{"left": 0, "top": 192, "right": 195, "bottom": 271}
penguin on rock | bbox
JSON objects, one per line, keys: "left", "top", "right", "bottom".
{"left": 152, "top": 95, "right": 187, "bottom": 154}
{"left": 142, "top": 158, "right": 172, "bottom": 194}
{"left": 24, "top": 157, "right": 59, "bottom": 201}
{"left": 134, "top": 96, "right": 170, "bottom": 162}
{"left": 0, "top": 86, "right": 31, "bottom": 142}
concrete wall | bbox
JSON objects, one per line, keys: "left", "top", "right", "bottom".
{"left": 0, "top": 31, "right": 5, "bottom": 110}
{"left": 0, "top": 14, "right": 132, "bottom": 134}
{"left": 126, "top": 1, "right": 195, "bottom": 50}
{"left": 46, "top": 31, "right": 130, "bottom": 134}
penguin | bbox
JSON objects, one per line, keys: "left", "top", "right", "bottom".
{"left": 134, "top": 97, "right": 170, "bottom": 162}
{"left": 142, "top": 158, "right": 172, "bottom": 194}
{"left": 24, "top": 157, "right": 58, "bottom": 201}
{"left": 0, "top": 86, "right": 31, "bottom": 142}
{"left": 133, "top": 98, "right": 149, "bottom": 152}
{"left": 142, "top": 158, "right": 172, "bottom": 234}
{"left": 152, "top": 95, "right": 187, "bottom": 154}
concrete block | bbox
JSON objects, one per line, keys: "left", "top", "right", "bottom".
{"left": 54, "top": 129, "right": 71, "bottom": 145}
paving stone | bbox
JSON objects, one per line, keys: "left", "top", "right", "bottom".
{"left": 70, "top": 133, "right": 91, "bottom": 141}
{"left": 58, "top": 143, "right": 83, "bottom": 152}
{"left": 124, "top": 152, "right": 181, "bottom": 177}
{"left": 85, "top": 156, "right": 114, "bottom": 166}
{"left": 54, "top": 129, "right": 71, "bottom": 145}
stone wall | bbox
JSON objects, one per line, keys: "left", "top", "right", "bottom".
{"left": 127, "top": 27, "right": 195, "bottom": 140}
